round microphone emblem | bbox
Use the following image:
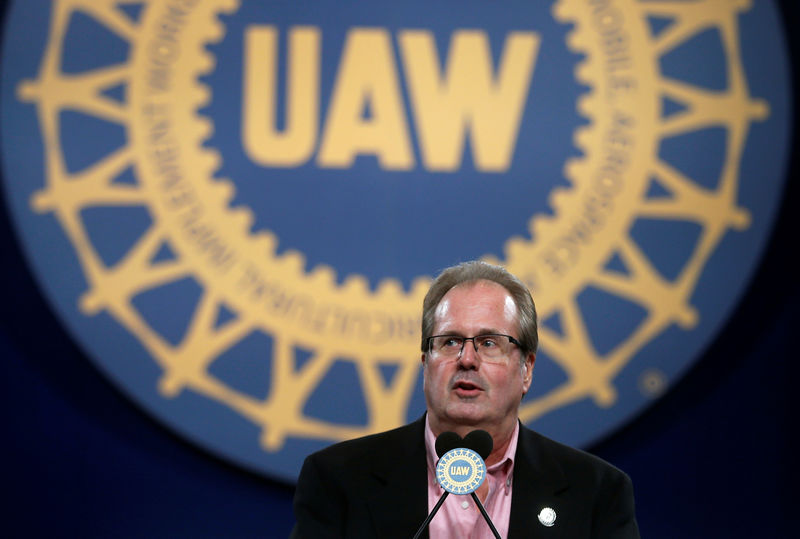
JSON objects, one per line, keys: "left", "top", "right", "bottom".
{"left": 436, "top": 448, "right": 486, "bottom": 495}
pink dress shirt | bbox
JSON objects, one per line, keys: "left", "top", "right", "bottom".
{"left": 425, "top": 417, "right": 518, "bottom": 538}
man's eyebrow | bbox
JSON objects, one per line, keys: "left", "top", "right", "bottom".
{"left": 435, "top": 328, "right": 504, "bottom": 336}
{"left": 476, "top": 328, "right": 504, "bottom": 335}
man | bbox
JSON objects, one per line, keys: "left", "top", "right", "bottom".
{"left": 292, "top": 261, "right": 639, "bottom": 538}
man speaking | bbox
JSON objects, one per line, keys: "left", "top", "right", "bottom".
{"left": 292, "top": 261, "right": 639, "bottom": 538}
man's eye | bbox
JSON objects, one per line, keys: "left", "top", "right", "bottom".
{"left": 480, "top": 338, "right": 498, "bottom": 348}
{"left": 443, "top": 338, "right": 461, "bottom": 347}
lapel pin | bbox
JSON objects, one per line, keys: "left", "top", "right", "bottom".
{"left": 538, "top": 507, "right": 556, "bottom": 527}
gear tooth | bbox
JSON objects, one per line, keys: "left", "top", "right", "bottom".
{"left": 213, "top": 0, "right": 240, "bottom": 12}
{"left": 203, "top": 149, "right": 223, "bottom": 175}
{"left": 195, "top": 85, "right": 212, "bottom": 109}
{"left": 578, "top": 90, "right": 603, "bottom": 109}
{"left": 342, "top": 274, "right": 369, "bottom": 294}
{"left": 281, "top": 250, "right": 306, "bottom": 273}
{"left": 575, "top": 123, "right": 592, "bottom": 145}
{"left": 574, "top": 128, "right": 592, "bottom": 152}
{"left": 575, "top": 63, "right": 594, "bottom": 86}
{"left": 210, "top": 177, "right": 235, "bottom": 204}
{"left": 208, "top": 19, "right": 227, "bottom": 44}
{"left": 375, "top": 278, "right": 405, "bottom": 298}
{"left": 231, "top": 206, "right": 255, "bottom": 231}
{"left": 549, "top": 186, "right": 571, "bottom": 212}
{"left": 254, "top": 230, "right": 277, "bottom": 254}
{"left": 567, "top": 31, "right": 586, "bottom": 52}
{"left": 577, "top": 93, "right": 595, "bottom": 118}
{"left": 559, "top": 0, "right": 582, "bottom": 18}
{"left": 552, "top": 0, "right": 580, "bottom": 23}
{"left": 504, "top": 236, "right": 528, "bottom": 259}
{"left": 198, "top": 53, "right": 215, "bottom": 74}
{"left": 563, "top": 157, "right": 584, "bottom": 184}
{"left": 410, "top": 276, "right": 433, "bottom": 298}
{"left": 191, "top": 115, "right": 211, "bottom": 140}
{"left": 530, "top": 213, "right": 554, "bottom": 240}
{"left": 309, "top": 264, "right": 336, "bottom": 287}
{"left": 551, "top": 1, "right": 568, "bottom": 20}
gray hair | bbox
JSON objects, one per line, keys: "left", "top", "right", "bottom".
{"left": 420, "top": 261, "right": 538, "bottom": 356}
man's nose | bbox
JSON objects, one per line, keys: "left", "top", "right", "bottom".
{"left": 457, "top": 340, "right": 480, "bottom": 368}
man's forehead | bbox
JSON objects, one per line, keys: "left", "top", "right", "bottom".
{"left": 433, "top": 280, "right": 518, "bottom": 325}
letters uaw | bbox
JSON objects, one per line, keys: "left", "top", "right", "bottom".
{"left": 293, "top": 261, "right": 639, "bottom": 538}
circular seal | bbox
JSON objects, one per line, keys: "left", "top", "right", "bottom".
{"left": 0, "top": 0, "right": 791, "bottom": 482}
{"left": 436, "top": 448, "right": 486, "bottom": 495}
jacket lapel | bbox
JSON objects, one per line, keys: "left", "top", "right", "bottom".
{"left": 365, "top": 417, "right": 430, "bottom": 538}
{"left": 508, "top": 424, "right": 570, "bottom": 539}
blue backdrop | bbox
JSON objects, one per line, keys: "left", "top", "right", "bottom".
{"left": 1, "top": 1, "right": 798, "bottom": 537}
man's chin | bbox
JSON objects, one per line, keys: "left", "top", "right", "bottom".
{"left": 443, "top": 403, "right": 488, "bottom": 426}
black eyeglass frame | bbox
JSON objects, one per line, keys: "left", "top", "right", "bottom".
{"left": 425, "top": 333, "right": 523, "bottom": 359}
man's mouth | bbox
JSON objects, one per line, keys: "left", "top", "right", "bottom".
{"left": 452, "top": 380, "right": 482, "bottom": 395}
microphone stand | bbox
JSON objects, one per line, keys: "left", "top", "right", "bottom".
{"left": 412, "top": 491, "right": 449, "bottom": 539}
{"left": 411, "top": 490, "right": 501, "bottom": 539}
{"left": 470, "top": 492, "right": 501, "bottom": 539}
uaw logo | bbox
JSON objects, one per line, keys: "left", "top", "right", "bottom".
{"left": 437, "top": 449, "right": 486, "bottom": 495}
{"left": 0, "top": 0, "right": 790, "bottom": 481}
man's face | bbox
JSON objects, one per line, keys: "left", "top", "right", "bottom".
{"left": 422, "top": 280, "right": 534, "bottom": 437}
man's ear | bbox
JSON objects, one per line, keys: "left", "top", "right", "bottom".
{"left": 521, "top": 352, "right": 535, "bottom": 394}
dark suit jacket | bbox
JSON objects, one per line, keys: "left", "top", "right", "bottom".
{"left": 292, "top": 416, "right": 639, "bottom": 538}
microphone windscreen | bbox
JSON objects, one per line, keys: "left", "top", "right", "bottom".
{"left": 463, "top": 429, "right": 493, "bottom": 460}
{"left": 435, "top": 431, "right": 463, "bottom": 457}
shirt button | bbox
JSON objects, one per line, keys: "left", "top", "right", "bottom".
{"left": 461, "top": 501, "right": 470, "bottom": 510}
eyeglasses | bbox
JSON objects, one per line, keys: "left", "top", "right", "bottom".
{"left": 426, "top": 334, "right": 522, "bottom": 364}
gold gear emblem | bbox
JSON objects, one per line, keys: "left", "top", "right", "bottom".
{"left": 17, "top": 0, "right": 768, "bottom": 457}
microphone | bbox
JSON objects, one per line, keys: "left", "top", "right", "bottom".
{"left": 435, "top": 431, "right": 462, "bottom": 457}
{"left": 412, "top": 430, "right": 500, "bottom": 539}
{"left": 463, "top": 429, "right": 492, "bottom": 460}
